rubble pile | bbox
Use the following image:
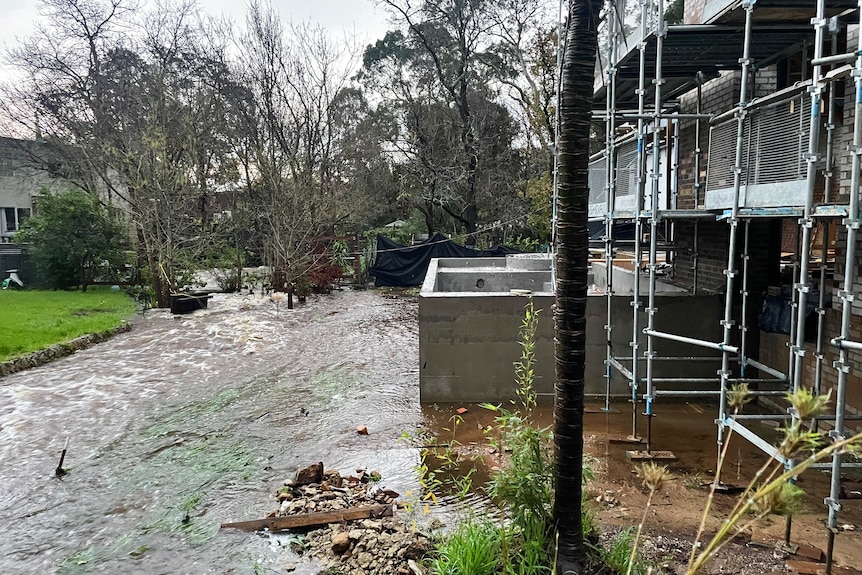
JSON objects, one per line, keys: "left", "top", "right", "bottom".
{"left": 272, "top": 463, "right": 433, "bottom": 575}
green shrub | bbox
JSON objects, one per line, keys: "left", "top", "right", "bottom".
{"left": 430, "top": 519, "right": 502, "bottom": 575}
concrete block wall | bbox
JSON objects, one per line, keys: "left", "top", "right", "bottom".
{"left": 419, "top": 294, "right": 557, "bottom": 403}
{"left": 419, "top": 293, "right": 724, "bottom": 403}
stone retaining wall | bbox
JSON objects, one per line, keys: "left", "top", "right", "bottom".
{"left": 0, "top": 323, "right": 132, "bottom": 378}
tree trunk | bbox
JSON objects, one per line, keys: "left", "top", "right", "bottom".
{"left": 553, "top": 1, "right": 602, "bottom": 574}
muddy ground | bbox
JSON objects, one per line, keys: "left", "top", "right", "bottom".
{"left": 227, "top": 288, "right": 862, "bottom": 574}
{"left": 403, "top": 284, "right": 862, "bottom": 575}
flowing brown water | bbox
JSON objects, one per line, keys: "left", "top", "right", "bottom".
{"left": 0, "top": 290, "right": 425, "bottom": 574}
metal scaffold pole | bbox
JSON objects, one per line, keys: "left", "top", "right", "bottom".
{"left": 792, "top": 0, "right": 825, "bottom": 397}
{"left": 717, "top": 0, "right": 754, "bottom": 470}
{"left": 825, "top": 5, "right": 862, "bottom": 570}
{"left": 628, "top": 0, "right": 651, "bottom": 441}
{"left": 693, "top": 74, "right": 704, "bottom": 292}
{"left": 603, "top": 0, "right": 622, "bottom": 413}
{"left": 785, "top": 0, "right": 826, "bottom": 546}
{"left": 739, "top": 220, "right": 751, "bottom": 377}
{"left": 643, "top": 0, "right": 666, "bottom": 454}
{"left": 815, "top": 16, "right": 840, "bottom": 414}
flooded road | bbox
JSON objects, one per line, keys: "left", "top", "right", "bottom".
{"left": 0, "top": 290, "right": 424, "bottom": 574}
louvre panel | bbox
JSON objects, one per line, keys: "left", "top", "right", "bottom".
{"left": 589, "top": 156, "right": 608, "bottom": 206}
{"left": 706, "top": 92, "right": 809, "bottom": 197}
{"left": 748, "top": 93, "right": 809, "bottom": 185}
{"left": 706, "top": 119, "right": 744, "bottom": 192}
{"left": 615, "top": 139, "right": 640, "bottom": 199}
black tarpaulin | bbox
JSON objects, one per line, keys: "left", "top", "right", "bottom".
{"left": 368, "top": 233, "right": 519, "bottom": 287}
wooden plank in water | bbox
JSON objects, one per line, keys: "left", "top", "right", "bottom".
{"left": 625, "top": 450, "right": 677, "bottom": 461}
{"left": 220, "top": 504, "right": 392, "bottom": 532}
{"left": 608, "top": 435, "right": 644, "bottom": 444}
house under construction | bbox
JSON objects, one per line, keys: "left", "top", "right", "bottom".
{"left": 586, "top": 0, "right": 862, "bottom": 570}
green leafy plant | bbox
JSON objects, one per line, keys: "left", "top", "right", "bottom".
{"left": 588, "top": 528, "right": 648, "bottom": 575}
{"left": 480, "top": 300, "right": 595, "bottom": 574}
{"left": 429, "top": 519, "right": 502, "bottom": 575}
{"left": 207, "top": 247, "right": 245, "bottom": 292}
{"left": 16, "top": 188, "right": 131, "bottom": 290}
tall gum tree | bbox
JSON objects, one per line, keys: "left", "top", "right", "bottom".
{"left": 377, "top": 0, "right": 489, "bottom": 238}
{"left": 553, "top": 0, "right": 602, "bottom": 573}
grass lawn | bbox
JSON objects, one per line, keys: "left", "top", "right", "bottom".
{"left": 0, "top": 288, "right": 137, "bottom": 362}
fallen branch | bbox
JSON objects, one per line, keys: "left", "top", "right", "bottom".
{"left": 55, "top": 437, "right": 69, "bottom": 477}
{"left": 220, "top": 503, "right": 392, "bottom": 532}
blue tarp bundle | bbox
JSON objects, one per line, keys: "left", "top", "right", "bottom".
{"left": 368, "top": 233, "right": 519, "bottom": 287}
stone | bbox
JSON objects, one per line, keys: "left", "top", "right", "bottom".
{"left": 294, "top": 462, "right": 324, "bottom": 485}
{"left": 331, "top": 532, "right": 351, "bottom": 554}
{"left": 348, "top": 529, "right": 363, "bottom": 540}
{"left": 324, "top": 469, "right": 343, "bottom": 487}
{"left": 357, "top": 552, "right": 374, "bottom": 568}
{"left": 404, "top": 537, "right": 433, "bottom": 560}
{"left": 356, "top": 425, "right": 369, "bottom": 435}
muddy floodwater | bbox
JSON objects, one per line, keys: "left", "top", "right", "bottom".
{"left": 2, "top": 289, "right": 861, "bottom": 574}
{"left": 0, "top": 290, "right": 425, "bottom": 574}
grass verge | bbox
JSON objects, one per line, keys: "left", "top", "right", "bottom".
{"left": 0, "top": 288, "right": 136, "bottom": 361}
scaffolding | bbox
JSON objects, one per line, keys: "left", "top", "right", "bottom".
{"left": 590, "top": 0, "right": 862, "bottom": 570}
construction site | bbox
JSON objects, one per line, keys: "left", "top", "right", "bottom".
{"left": 577, "top": 0, "right": 862, "bottom": 570}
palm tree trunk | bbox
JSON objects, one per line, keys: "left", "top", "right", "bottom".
{"left": 553, "top": 0, "right": 602, "bottom": 573}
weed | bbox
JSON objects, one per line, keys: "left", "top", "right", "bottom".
{"left": 429, "top": 519, "right": 502, "bottom": 575}
{"left": 588, "top": 528, "right": 649, "bottom": 575}
{"left": 684, "top": 386, "right": 862, "bottom": 573}
{"left": 626, "top": 463, "right": 671, "bottom": 574}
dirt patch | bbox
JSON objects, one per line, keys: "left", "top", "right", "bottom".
{"left": 418, "top": 400, "right": 862, "bottom": 574}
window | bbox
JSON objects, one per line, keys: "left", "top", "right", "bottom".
{"left": 1, "top": 207, "right": 30, "bottom": 234}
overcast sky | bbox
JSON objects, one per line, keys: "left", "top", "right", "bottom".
{"left": 0, "top": 0, "right": 391, "bottom": 80}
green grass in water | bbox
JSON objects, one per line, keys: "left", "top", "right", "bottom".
{"left": 0, "top": 288, "right": 136, "bottom": 361}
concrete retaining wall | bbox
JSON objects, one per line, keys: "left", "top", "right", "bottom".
{"left": 419, "top": 292, "right": 726, "bottom": 403}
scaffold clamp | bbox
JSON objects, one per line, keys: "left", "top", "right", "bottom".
{"left": 837, "top": 290, "right": 855, "bottom": 302}
{"left": 842, "top": 217, "right": 861, "bottom": 229}
{"left": 824, "top": 496, "right": 842, "bottom": 513}
{"left": 832, "top": 358, "right": 852, "bottom": 373}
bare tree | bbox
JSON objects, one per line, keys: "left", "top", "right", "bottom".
{"left": 376, "top": 0, "right": 492, "bottom": 238}
{"left": 235, "top": 1, "right": 360, "bottom": 286}
{"left": 2, "top": 0, "right": 245, "bottom": 306}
